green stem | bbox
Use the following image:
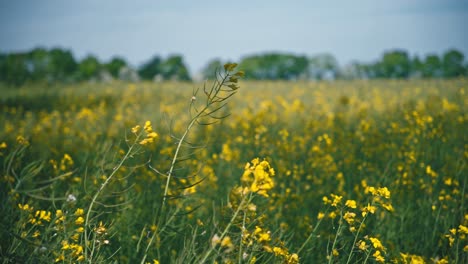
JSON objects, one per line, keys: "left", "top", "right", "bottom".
{"left": 85, "top": 134, "right": 141, "bottom": 263}
{"left": 200, "top": 193, "right": 252, "bottom": 263}
{"left": 362, "top": 249, "right": 372, "bottom": 264}
{"left": 345, "top": 214, "right": 368, "bottom": 264}
{"left": 328, "top": 213, "right": 344, "bottom": 264}
{"left": 238, "top": 211, "right": 247, "bottom": 263}
{"left": 142, "top": 70, "right": 235, "bottom": 264}
{"left": 297, "top": 210, "right": 327, "bottom": 255}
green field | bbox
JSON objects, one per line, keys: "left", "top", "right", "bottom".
{"left": 1, "top": 73, "right": 467, "bottom": 263}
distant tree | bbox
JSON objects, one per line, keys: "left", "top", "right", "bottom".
{"left": 138, "top": 55, "right": 162, "bottom": 80}
{"left": 308, "top": 53, "right": 339, "bottom": 80}
{"left": 48, "top": 48, "right": 78, "bottom": 81}
{"left": 159, "top": 55, "right": 191, "bottom": 81}
{"left": 78, "top": 55, "right": 101, "bottom": 80}
{"left": 119, "top": 66, "right": 140, "bottom": 82}
{"left": 26, "top": 47, "right": 50, "bottom": 81}
{"left": 105, "top": 57, "right": 127, "bottom": 78}
{"left": 410, "top": 55, "right": 424, "bottom": 78}
{"left": 378, "top": 50, "right": 411, "bottom": 78}
{"left": 202, "top": 59, "right": 223, "bottom": 80}
{"left": 239, "top": 53, "right": 308, "bottom": 80}
{"left": 0, "top": 53, "right": 30, "bottom": 86}
{"left": 422, "top": 54, "right": 443, "bottom": 78}
{"left": 442, "top": 49, "right": 465, "bottom": 78}
{"left": 0, "top": 53, "right": 6, "bottom": 78}
{"left": 340, "top": 62, "right": 374, "bottom": 79}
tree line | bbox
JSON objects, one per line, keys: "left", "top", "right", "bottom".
{"left": 0, "top": 48, "right": 190, "bottom": 86}
{"left": 204, "top": 49, "right": 466, "bottom": 81}
{"left": 0, "top": 47, "right": 466, "bottom": 86}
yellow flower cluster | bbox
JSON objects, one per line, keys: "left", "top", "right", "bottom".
{"left": 2, "top": 77, "right": 466, "bottom": 263}
{"left": 132, "top": 121, "right": 159, "bottom": 145}
{"left": 363, "top": 185, "right": 394, "bottom": 215}
{"left": 58, "top": 241, "right": 84, "bottom": 262}
{"left": 241, "top": 224, "right": 299, "bottom": 264}
{"left": 323, "top": 193, "right": 343, "bottom": 207}
{"left": 272, "top": 247, "right": 299, "bottom": 264}
{"left": 445, "top": 222, "right": 468, "bottom": 250}
{"left": 400, "top": 252, "right": 430, "bottom": 264}
{"left": 356, "top": 236, "right": 387, "bottom": 263}
{"left": 16, "top": 135, "right": 29, "bottom": 146}
{"left": 18, "top": 203, "right": 52, "bottom": 227}
{"left": 55, "top": 208, "right": 87, "bottom": 262}
{"left": 0, "top": 141, "right": 7, "bottom": 156}
{"left": 211, "top": 234, "right": 235, "bottom": 253}
{"left": 241, "top": 158, "right": 275, "bottom": 197}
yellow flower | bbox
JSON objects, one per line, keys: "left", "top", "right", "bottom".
{"left": 358, "top": 241, "right": 367, "bottom": 251}
{"left": 55, "top": 254, "right": 65, "bottom": 262}
{"left": 144, "top": 121, "right": 153, "bottom": 133}
{"left": 32, "top": 230, "right": 40, "bottom": 238}
{"left": 74, "top": 208, "right": 84, "bottom": 216}
{"left": 56, "top": 209, "right": 63, "bottom": 217}
{"left": 330, "top": 194, "right": 342, "bottom": 206}
{"left": 95, "top": 221, "right": 107, "bottom": 235}
{"left": 445, "top": 234, "right": 455, "bottom": 246}
{"left": 273, "top": 246, "right": 287, "bottom": 257}
{"left": 369, "top": 237, "right": 386, "bottom": 251}
{"left": 55, "top": 210, "right": 65, "bottom": 224}
{"left": 242, "top": 159, "right": 275, "bottom": 197}
{"left": 362, "top": 204, "right": 377, "bottom": 217}
{"left": 435, "top": 257, "right": 449, "bottom": 264}
{"left": 139, "top": 138, "right": 151, "bottom": 145}
{"left": 343, "top": 211, "right": 356, "bottom": 224}
{"left": 317, "top": 212, "right": 325, "bottom": 220}
{"left": 75, "top": 216, "right": 85, "bottom": 225}
{"left": 61, "top": 240, "right": 70, "bottom": 250}
{"left": 449, "top": 228, "right": 457, "bottom": 235}
{"left": 381, "top": 203, "right": 394, "bottom": 212}
{"left": 377, "top": 187, "right": 391, "bottom": 198}
{"left": 147, "top": 132, "right": 158, "bottom": 139}
{"left": 131, "top": 125, "right": 141, "bottom": 133}
{"left": 71, "top": 244, "right": 83, "bottom": 256}
{"left": 373, "top": 250, "right": 385, "bottom": 263}
{"left": 345, "top": 200, "right": 357, "bottom": 208}
{"left": 221, "top": 236, "right": 233, "bottom": 248}
{"left": 458, "top": 225, "right": 468, "bottom": 234}
{"left": 253, "top": 226, "right": 271, "bottom": 243}
{"left": 35, "top": 210, "right": 51, "bottom": 222}
{"left": 257, "top": 232, "right": 271, "bottom": 243}
{"left": 18, "top": 203, "right": 33, "bottom": 211}
{"left": 224, "top": 63, "right": 238, "bottom": 71}
{"left": 16, "top": 135, "right": 29, "bottom": 146}
{"left": 288, "top": 253, "right": 299, "bottom": 264}
{"left": 71, "top": 233, "right": 80, "bottom": 241}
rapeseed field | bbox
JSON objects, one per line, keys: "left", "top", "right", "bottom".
{"left": 1, "top": 66, "right": 466, "bottom": 263}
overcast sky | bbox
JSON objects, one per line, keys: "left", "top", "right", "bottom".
{"left": 1, "top": 0, "right": 467, "bottom": 74}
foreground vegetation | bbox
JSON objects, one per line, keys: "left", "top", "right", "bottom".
{"left": 1, "top": 70, "right": 467, "bottom": 263}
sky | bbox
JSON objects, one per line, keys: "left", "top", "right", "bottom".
{"left": 1, "top": 0, "right": 467, "bottom": 75}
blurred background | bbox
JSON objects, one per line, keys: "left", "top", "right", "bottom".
{"left": 1, "top": 0, "right": 467, "bottom": 85}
